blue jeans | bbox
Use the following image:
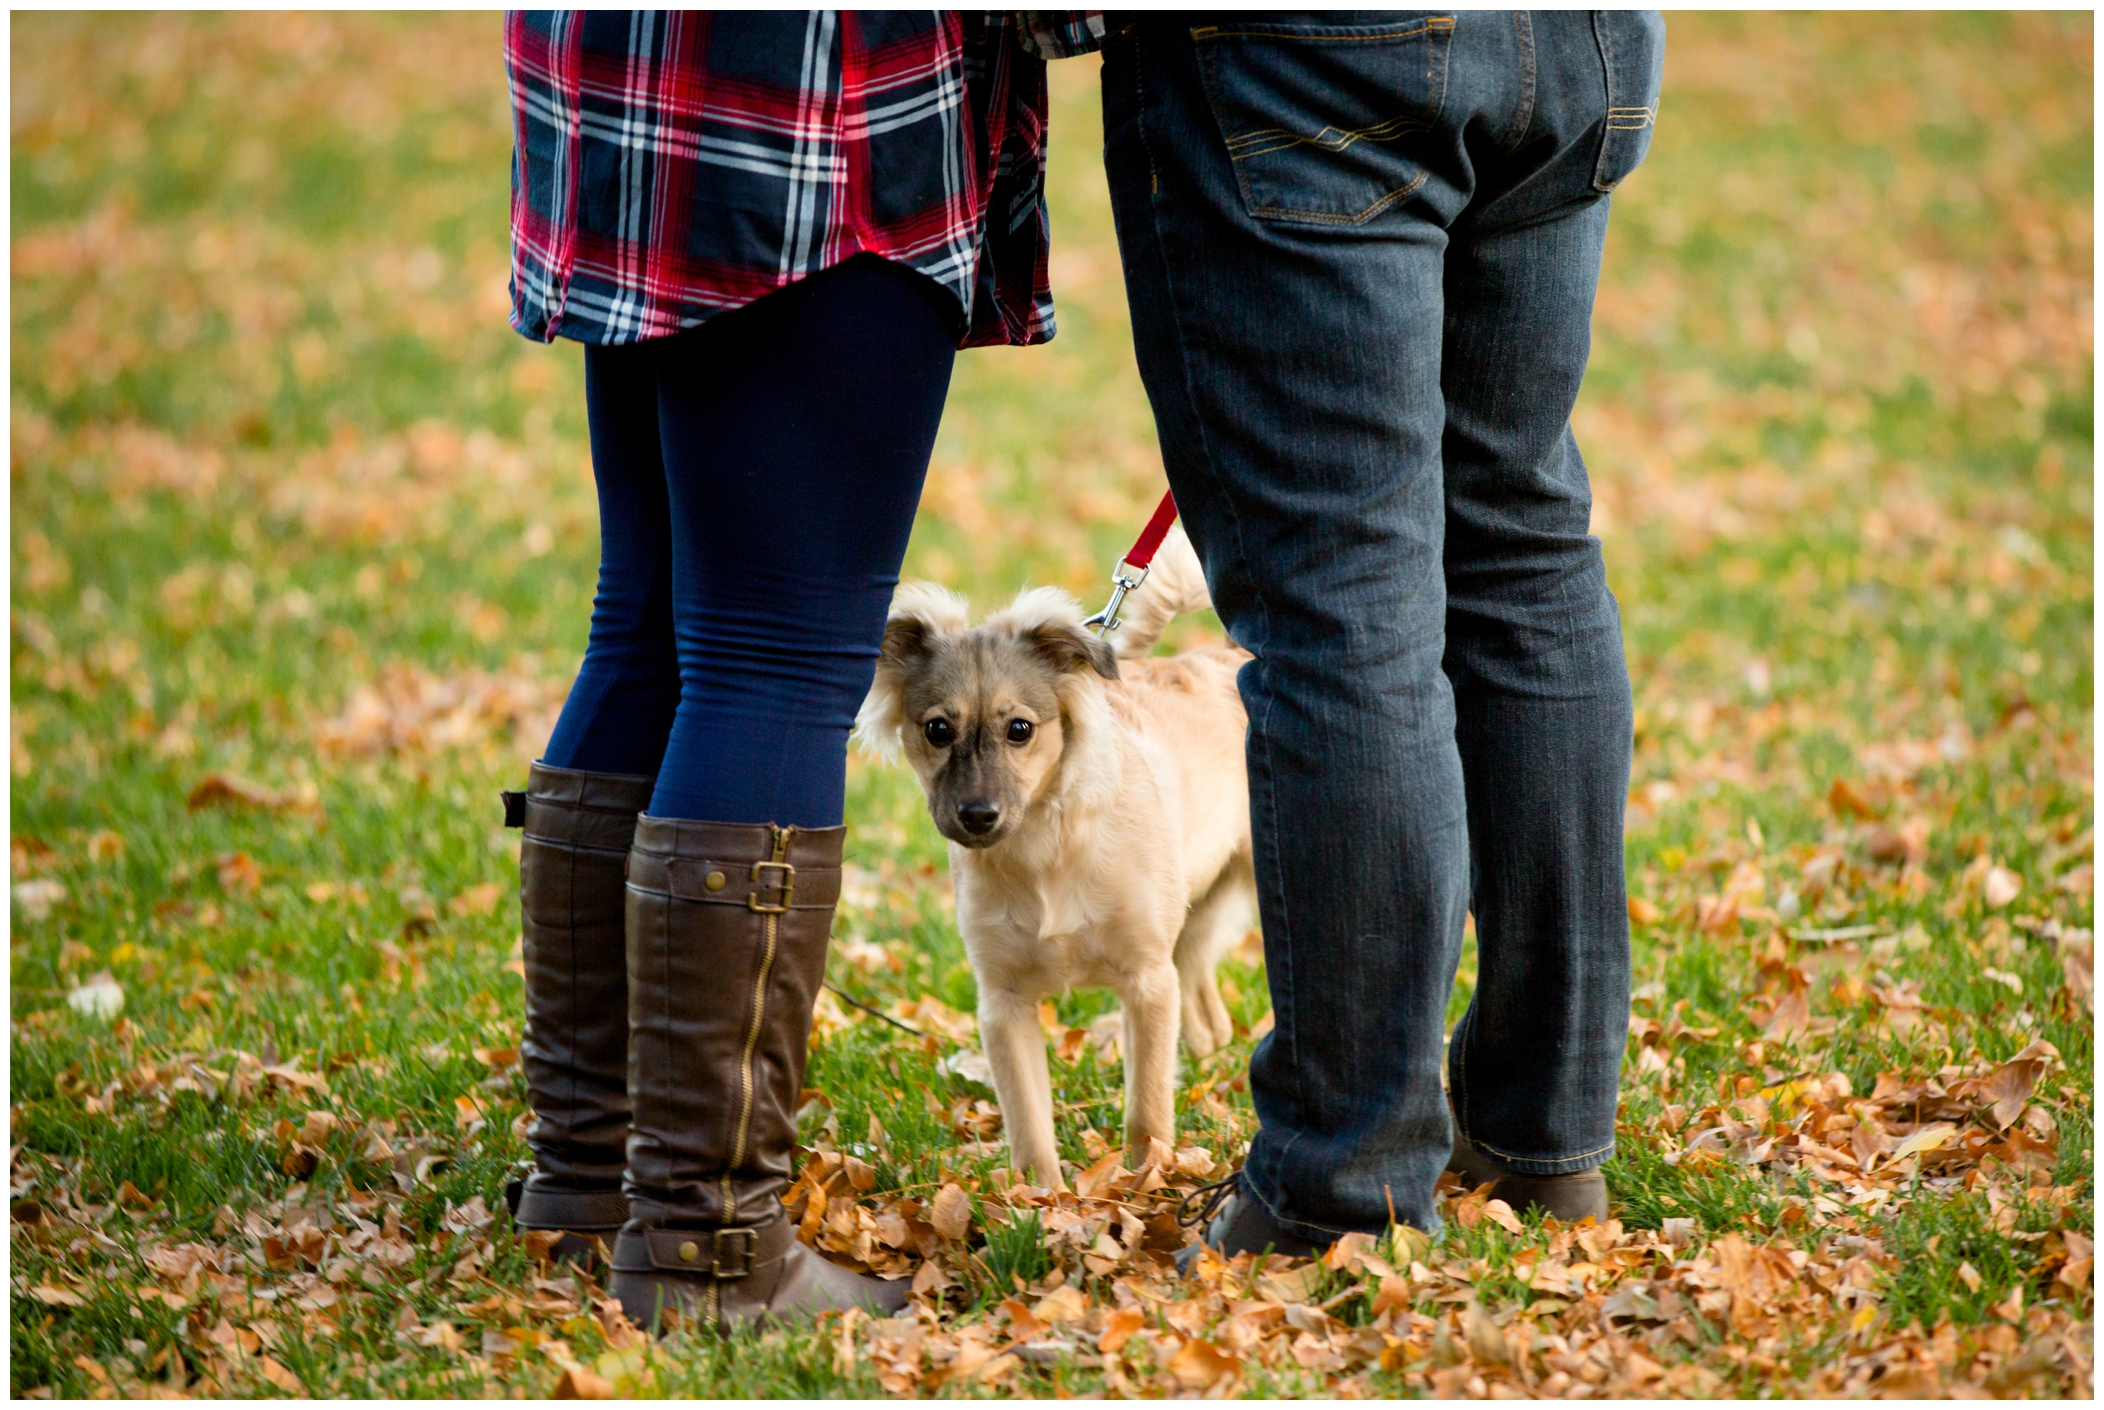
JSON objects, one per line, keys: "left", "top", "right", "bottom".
{"left": 540, "top": 254, "right": 956, "bottom": 828}
{"left": 1103, "top": 11, "right": 1661, "bottom": 1236}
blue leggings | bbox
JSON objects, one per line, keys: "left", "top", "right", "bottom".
{"left": 539, "top": 254, "right": 955, "bottom": 827}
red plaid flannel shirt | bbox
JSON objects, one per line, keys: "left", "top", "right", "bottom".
{"left": 506, "top": 11, "right": 1061, "bottom": 348}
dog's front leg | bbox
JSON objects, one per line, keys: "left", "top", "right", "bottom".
{"left": 1118, "top": 963, "right": 1182, "bottom": 1157}
{"left": 979, "top": 986, "right": 1063, "bottom": 1189}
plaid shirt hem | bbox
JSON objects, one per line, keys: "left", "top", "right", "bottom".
{"left": 1015, "top": 10, "right": 1108, "bottom": 60}
{"left": 507, "top": 11, "right": 1059, "bottom": 349}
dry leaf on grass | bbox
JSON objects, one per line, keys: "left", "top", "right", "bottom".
{"left": 185, "top": 772, "right": 324, "bottom": 820}
{"left": 930, "top": 1183, "right": 972, "bottom": 1241}
{"left": 449, "top": 882, "right": 502, "bottom": 917}
{"left": 1034, "top": 1284, "right": 1088, "bottom": 1324}
{"left": 553, "top": 1365, "right": 615, "bottom": 1398}
{"left": 315, "top": 663, "right": 566, "bottom": 760}
{"left": 256, "top": 1356, "right": 303, "bottom": 1391}
{"left": 1983, "top": 865, "right": 2024, "bottom": 908}
{"left": 1481, "top": 1199, "right": 1525, "bottom": 1235}
{"left": 1963, "top": 1040, "right": 2056, "bottom": 1128}
{"left": 1167, "top": 1336, "right": 1242, "bottom": 1391}
{"left": 1098, "top": 1308, "right": 1146, "bottom": 1353}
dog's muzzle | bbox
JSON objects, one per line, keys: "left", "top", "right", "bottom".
{"left": 954, "top": 800, "right": 1002, "bottom": 838}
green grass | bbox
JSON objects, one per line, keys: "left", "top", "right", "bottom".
{"left": 11, "top": 11, "right": 2092, "bottom": 1399}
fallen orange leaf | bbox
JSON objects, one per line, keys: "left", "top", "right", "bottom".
{"left": 1167, "top": 1336, "right": 1240, "bottom": 1391}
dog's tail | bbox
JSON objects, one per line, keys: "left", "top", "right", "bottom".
{"left": 1105, "top": 520, "right": 1212, "bottom": 660}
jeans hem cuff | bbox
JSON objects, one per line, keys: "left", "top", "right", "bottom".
{"left": 1239, "top": 1167, "right": 1360, "bottom": 1245}
{"left": 1472, "top": 1142, "right": 1614, "bottom": 1178}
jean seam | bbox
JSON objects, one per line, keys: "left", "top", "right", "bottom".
{"left": 1590, "top": 11, "right": 1619, "bottom": 193}
{"left": 1503, "top": 10, "right": 1536, "bottom": 153}
{"left": 1131, "top": 26, "right": 1299, "bottom": 1125}
{"left": 1192, "top": 18, "right": 1451, "bottom": 45}
{"left": 1476, "top": 1140, "right": 1616, "bottom": 1174}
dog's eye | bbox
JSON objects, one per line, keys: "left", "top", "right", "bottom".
{"left": 1006, "top": 718, "right": 1035, "bottom": 745}
{"left": 923, "top": 718, "right": 954, "bottom": 747}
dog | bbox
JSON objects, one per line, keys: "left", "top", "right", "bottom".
{"left": 855, "top": 525, "right": 1254, "bottom": 1188}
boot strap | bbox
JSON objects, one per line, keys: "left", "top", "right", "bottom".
{"left": 625, "top": 856, "right": 841, "bottom": 910}
{"left": 508, "top": 764, "right": 655, "bottom": 850}
{"left": 615, "top": 1219, "right": 796, "bottom": 1280}
{"left": 512, "top": 1182, "right": 630, "bottom": 1232}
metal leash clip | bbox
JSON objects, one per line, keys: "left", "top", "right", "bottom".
{"left": 1083, "top": 490, "right": 1180, "bottom": 638}
{"left": 1082, "top": 562, "right": 1149, "bottom": 637}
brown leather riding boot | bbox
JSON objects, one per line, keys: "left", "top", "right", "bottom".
{"left": 609, "top": 817, "right": 910, "bottom": 1333}
{"left": 501, "top": 762, "right": 656, "bottom": 1261}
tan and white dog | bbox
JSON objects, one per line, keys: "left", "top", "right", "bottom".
{"left": 854, "top": 526, "right": 1254, "bottom": 1188}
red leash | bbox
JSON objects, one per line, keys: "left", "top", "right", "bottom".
{"left": 1083, "top": 489, "right": 1179, "bottom": 635}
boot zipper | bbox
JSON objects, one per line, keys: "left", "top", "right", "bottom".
{"left": 722, "top": 824, "right": 790, "bottom": 1228}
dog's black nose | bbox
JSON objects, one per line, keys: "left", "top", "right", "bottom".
{"left": 955, "top": 801, "right": 1001, "bottom": 835}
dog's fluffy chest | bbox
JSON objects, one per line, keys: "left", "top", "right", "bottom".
{"left": 954, "top": 852, "right": 1145, "bottom": 989}
{"left": 1028, "top": 871, "right": 1092, "bottom": 943}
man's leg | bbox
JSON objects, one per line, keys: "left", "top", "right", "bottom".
{"left": 1104, "top": 11, "right": 1656, "bottom": 1235}
{"left": 1441, "top": 12, "right": 1658, "bottom": 1183}
{"left": 1102, "top": 17, "right": 1481, "bottom": 1238}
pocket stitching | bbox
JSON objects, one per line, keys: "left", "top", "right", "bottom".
{"left": 1224, "top": 110, "right": 1435, "bottom": 161}
{"left": 1193, "top": 18, "right": 1451, "bottom": 45}
{"left": 1195, "top": 15, "right": 1455, "bottom": 227}
{"left": 1246, "top": 170, "right": 1429, "bottom": 227}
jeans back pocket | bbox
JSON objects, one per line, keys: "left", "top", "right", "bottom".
{"left": 1193, "top": 14, "right": 1455, "bottom": 227}
{"left": 1591, "top": 10, "right": 1665, "bottom": 192}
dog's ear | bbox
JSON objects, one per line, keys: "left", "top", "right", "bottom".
{"left": 878, "top": 613, "right": 937, "bottom": 672}
{"left": 874, "top": 583, "right": 970, "bottom": 672}
{"left": 1027, "top": 618, "right": 1119, "bottom": 681}
{"left": 990, "top": 586, "right": 1120, "bottom": 682}
{"left": 855, "top": 583, "right": 970, "bottom": 762}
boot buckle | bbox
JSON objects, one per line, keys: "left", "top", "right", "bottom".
{"left": 706, "top": 1227, "right": 757, "bottom": 1279}
{"left": 747, "top": 860, "right": 796, "bottom": 914}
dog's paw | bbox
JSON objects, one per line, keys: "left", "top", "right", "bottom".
{"left": 1181, "top": 1005, "right": 1227, "bottom": 1058}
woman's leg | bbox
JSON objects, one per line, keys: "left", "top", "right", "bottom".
{"left": 612, "top": 253, "right": 955, "bottom": 1330}
{"left": 508, "top": 339, "right": 679, "bottom": 1252}
{"left": 647, "top": 253, "right": 957, "bottom": 827}
{"left": 539, "top": 340, "right": 682, "bottom": 777}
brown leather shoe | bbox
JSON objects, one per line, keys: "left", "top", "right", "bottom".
{"left": 609, "top": 817, "right": 910, "bottom": 1333}
{"left": 1172, "top": 1175, "right": 1327, "bottom": 1278}
{"left": 1483, "top": 1169, "right": 1609, "bottom": 1223}
{"left": 502, "top": 762, "right": 656, "bottom": 1262}
{"left": 1448, "top": 1093, "right": 1610, "bottom": 1221}
{"left": 1446, "top": 1133, "right": 1507, "bottom": 1191}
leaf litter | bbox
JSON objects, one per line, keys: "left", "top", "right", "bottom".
{"left": 8, "top": 9, "right": 2091, "bottom": 1401}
